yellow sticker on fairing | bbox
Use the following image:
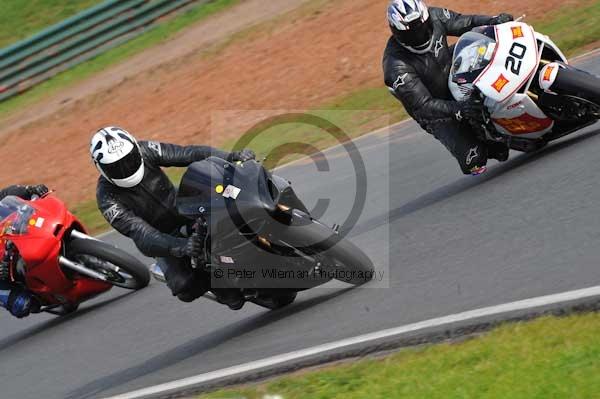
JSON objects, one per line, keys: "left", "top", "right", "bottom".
{"left": 215, "top": 184, "right": 224, "bottom": 194}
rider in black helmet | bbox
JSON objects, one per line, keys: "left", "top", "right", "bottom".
{"left": 383, "top": 0, "right": 513, "bottom": 175}
{"left": 91, "top": 127, "right": 255, "bottom": 308}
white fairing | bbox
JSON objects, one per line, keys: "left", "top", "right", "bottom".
{"left": 488, "top": 94, "right": 554, "bottom": 139}
{"left": 534, "top": 31, "right": 568, "bottom": 64}
{"left": 450, "top": 22, "right": 566, "bottom": 139}
{"left": 475, "top": 23, "right": 539, "bottom": 103}
{"left": 539, "top": 62, "right": 562, "bottom": 93}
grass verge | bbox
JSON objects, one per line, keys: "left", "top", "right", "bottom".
{"left": 0, "top": 0, "right": 101, "bottom": 48}
{"left": 198, "top": 312, "right": 600, "bottom": 399}
{"left": 0, "top": 0, "right": 241, "bottom": 118}
{"left": 534, "top": 1, "right": 600, "bottom": 57}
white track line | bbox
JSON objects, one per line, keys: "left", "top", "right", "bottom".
{"left": 105, "top": 284, "right": 600, "bottom": 399}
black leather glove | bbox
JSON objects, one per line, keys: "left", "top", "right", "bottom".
{"left": 228, "top": 149, "right": 256, "bottom": 163}
{"left": 454, "top": 97, "right": 485, "bottom": 124}
{"left": 25, "top": 184, "right": 49, "bottom": 198}
{"left": 169, "top": 234, "right": 203, "bottom": 258}
{"left": 490, "top": 13, "right": 514, "bottom": 25}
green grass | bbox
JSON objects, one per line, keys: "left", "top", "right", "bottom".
{"left": 72, "top": 198, "right": 110, "bottom": 236}
{"left": 534, "top": 1, "right": 600, "bottom": 57}
{"left": 0, "top": 0, "right": 102, "bottom": 48}
{"left": 199, "top": 312, "right": 600, "bottom": 399}
{"left": 0, "top": 0, "right": 241, "bottom": 118}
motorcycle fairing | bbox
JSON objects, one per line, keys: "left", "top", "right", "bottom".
{"left": 177, "top": 158, "right": 328, "bottom": 290}
{"left": 490, "top": 93, "right": 554, "bottom": 138}
{"left": 1, "top": 195, "right": 111, "bottom": 305}
{"left": 534, "top": 32, "right": 568, "bottom": 65}
{"left": 474, "top": 22, "right": 539, "bottom": 103}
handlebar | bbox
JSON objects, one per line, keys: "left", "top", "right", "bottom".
{"left": 191, "top": 215, "right": 209, "bottom": 269}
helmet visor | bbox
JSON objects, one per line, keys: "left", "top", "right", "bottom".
{"left": 393, "top": 18, "right": 433, "bottom": 48}
{"left": 100, "top": 146, "right": 143, "bottom": 180}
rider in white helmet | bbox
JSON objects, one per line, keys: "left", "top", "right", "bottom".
{"left": 383, "top": 0, "right": 513, "bottom": 175}
{"left": 91, "top": 127, "right": 255, "bottom": 306}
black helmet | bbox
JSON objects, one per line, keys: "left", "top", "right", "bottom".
{"left": 387, "top": 0, "right": 433, "bottom": 53}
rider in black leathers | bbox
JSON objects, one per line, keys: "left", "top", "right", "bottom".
{"left": 92, "top": 127, "right": 254, "bottom": 305}
{"left": 0, "top": 184, "right": 49, "bottom": 318}
{"left": 383, "top": 0, "right": 513, "bottom": 174}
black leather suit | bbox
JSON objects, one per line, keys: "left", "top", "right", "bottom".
{"left": 383, "top": 7, "right": 498, "bottom": 173}
{"left": 97, "top": 141, "right": 228, "bottom": 257}
{"left": 97, "top": 141, "right": 229, "bottom": 299}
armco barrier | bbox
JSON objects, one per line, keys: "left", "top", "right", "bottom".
{"left": 0, "top": 0, "right": 208, "bottom": 101}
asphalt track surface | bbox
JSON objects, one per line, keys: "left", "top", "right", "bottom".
{"left": 1, "top": 54, "right": 599, "bottom": 399}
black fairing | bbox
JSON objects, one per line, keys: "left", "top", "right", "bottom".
{"left": 176, "top": 157, "right": 304, "bottom": 243}
{"left": 176, "top": 157, "right": 326, "bottom": 291}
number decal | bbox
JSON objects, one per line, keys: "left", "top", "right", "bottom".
{"left": 505, "top": 43, "right": 527, "bottom": 75}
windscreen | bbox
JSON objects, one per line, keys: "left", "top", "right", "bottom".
{"left": 451, "top": 31, "right": 497, "bottom": 85}
{"left": 0, "top": 196, "right": 35, "bottom": 235}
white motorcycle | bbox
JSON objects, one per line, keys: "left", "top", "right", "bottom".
{"left": 449, "top": 21, "right": 600, "bottom": 153}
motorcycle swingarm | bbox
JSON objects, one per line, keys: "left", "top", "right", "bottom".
{"left": 538, "top": 93, "right": 600, "bottom": 121}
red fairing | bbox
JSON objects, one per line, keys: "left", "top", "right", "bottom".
{"left": 2, "top": 195, "right": 111, "bottom": 306}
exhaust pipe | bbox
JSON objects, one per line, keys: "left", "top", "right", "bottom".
{"left": 59, "top": 256, "right": 109, "bottom": 282}
{"left": 69, "top": 230, "right": 101, "bottom": 242}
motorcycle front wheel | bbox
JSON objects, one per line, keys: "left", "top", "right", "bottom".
{"left": 279, "top": 210, "right": 375, "bottom": 286}
{"left": 68, "top": 238, "right": 150, "bottom": 290}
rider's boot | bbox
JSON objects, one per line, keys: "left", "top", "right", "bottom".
{"left": 212, "top": 288, "right": 245, "bottom": 310}
{"left": 487, "top": 142, "right": 510, "bottom": 162}
{"left": 176, "top": 271, "right": 210, "bottom": 303}
{"left": 0, "top": 283, "right": 38, "bottom": 318}
{"left": 160, "top": 258, "right": 200, "bottom": 300}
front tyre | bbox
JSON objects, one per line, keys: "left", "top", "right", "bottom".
{"left": 550, "top": 66, "right": 600, "bottom": 119}
{"left": 554, "top": 67, "right": 600, "bottom": 105}
{"left": 281, "top": 210, "right": 375, "bottom": 285}
{"left": 68, "top": 238, "right": 150, "bottom": 290}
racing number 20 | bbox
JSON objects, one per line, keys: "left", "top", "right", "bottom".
{"left": 505, "top": 43, "right": 527, "bottom": 75}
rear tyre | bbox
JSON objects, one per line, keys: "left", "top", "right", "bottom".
{"left": 68, "top": 238, "right": 150, "bottom": 290}
{"left": 554, "top": 67, "right": 600, "bottom": 106}
{"left": 280, "top": 210, "right": 375, "bottom": 286}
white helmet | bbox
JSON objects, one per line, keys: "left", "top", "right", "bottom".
{"left": 387, "top": 0, "right": 433, "bottom": 53}
{"left": 90, "top": 127, "right": 145, "bottom": 188}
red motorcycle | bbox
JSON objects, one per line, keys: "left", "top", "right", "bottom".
{"left": 0, "top": 193, "right": 150, "bottom": 315}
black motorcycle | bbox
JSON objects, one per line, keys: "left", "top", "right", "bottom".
{"left": 153, "top": 157, "right": 374, "bottom": 310}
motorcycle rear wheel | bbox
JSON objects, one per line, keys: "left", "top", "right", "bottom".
{"left": 68, "top": 238, "right": 150, "bottom": 290}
